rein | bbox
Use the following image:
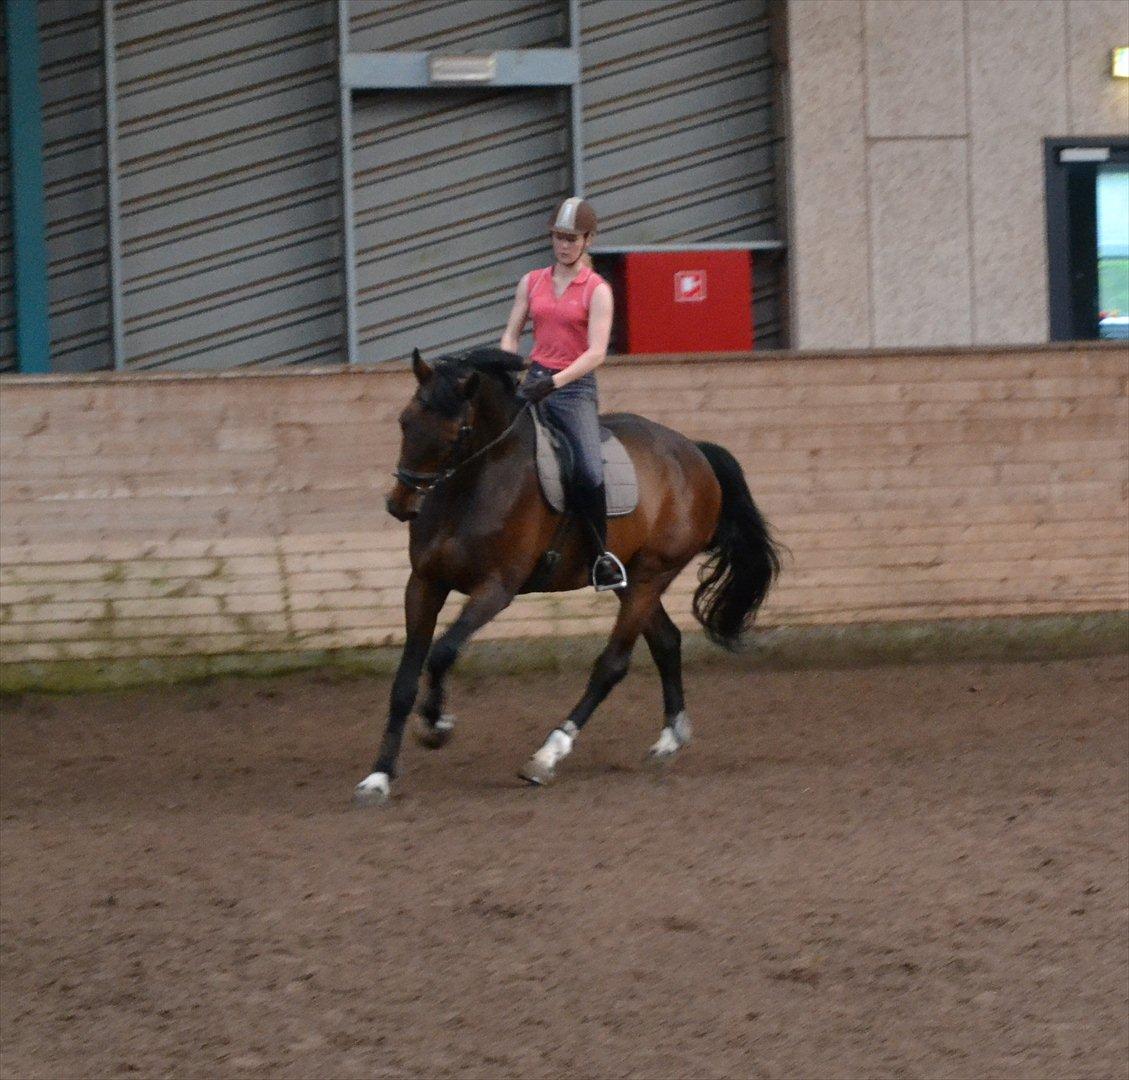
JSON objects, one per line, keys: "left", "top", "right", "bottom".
{"left": 393, "top": 401, "right": 532, "bottom": 494}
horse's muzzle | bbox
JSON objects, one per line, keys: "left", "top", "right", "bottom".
{"left": 386, "top": 488, "right": 420, "bottom": 521}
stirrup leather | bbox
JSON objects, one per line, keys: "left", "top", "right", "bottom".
{"left": 592, "top": 551, "right": 628, "bottom": 592}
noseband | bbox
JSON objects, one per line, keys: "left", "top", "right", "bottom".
{"left": 393, "top": 402, "right": 531, "bottom": 495}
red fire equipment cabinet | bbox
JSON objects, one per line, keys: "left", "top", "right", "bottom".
{"left": 618, "top": 250, "right": 754, "bottom": 354}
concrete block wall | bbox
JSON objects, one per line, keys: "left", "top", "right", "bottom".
{"left": 1, "top": 346, "right": 1126, "bottom": 675}
{"left": 786, "top": 0, "right": 1129, "bottom": 350}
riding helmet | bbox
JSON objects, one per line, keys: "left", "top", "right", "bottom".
{"left": 550, "top": 197, "right": 598, "bottom": 235}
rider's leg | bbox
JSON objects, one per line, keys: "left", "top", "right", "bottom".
{"left": 541, "top": 377, "right": 627, "bottom": 591}
{"left": 571, "top": 479, "right": 627, "bottom": 590}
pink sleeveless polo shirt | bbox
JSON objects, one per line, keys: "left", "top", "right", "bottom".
{"left": 527, "top": 265, "right": 607, "bottom": 372}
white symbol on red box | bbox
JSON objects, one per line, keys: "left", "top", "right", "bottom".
{"left": 674, "top": 270, "right": 706, "bottom": 302}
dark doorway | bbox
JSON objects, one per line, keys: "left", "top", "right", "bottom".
{"left": 1045, "top": 138, "right": 1129, "bottom": 341}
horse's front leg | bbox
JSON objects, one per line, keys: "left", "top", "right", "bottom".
{"left": 354, "top": 573, "right": 449, "bottom": 806}
{"left": 415, "top": 578, "right": 515, "bottom": 747}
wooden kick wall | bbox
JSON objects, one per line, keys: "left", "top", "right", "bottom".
{"left": 1, "top": 346, "right": 1126, "bottom": 672}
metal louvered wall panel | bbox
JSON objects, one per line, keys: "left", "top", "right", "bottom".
{"left": 14, "top": 2, "right": 111, "bottom": 375}
{"left": 579, "top": 0, "right": 783, "bottom": 344}
{"left": 347, "top": 0, "right": 565, "bottom": 52}
{"left": 5, "top": 0, "right": 784, "bottom": 372}
{"left": 348, "top": 1, "right": 570, "bottom": 361}
{"left": 112, "top": 0, "right": 341, "bottom": 371}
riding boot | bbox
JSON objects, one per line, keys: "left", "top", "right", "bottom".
{"left": 573, "top": 482, "right": 628, "bottom": 591}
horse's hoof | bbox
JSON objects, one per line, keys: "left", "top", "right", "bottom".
{"left": 645, "top": 715, "right": 692, "bottom": 766}
{"left": 645, "top": 746, "right": 678, "bottom": 767}
{"left": 415, "top": 714, "right": 455, "bottom": 749}
{"left": 352, "top": 772, "right": 391, "bottom": 807}
{"left": 517, "top": 757, "right": 554, "bottom": 786}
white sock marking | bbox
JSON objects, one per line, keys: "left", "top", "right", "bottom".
{"left": 355, "top": 771, "right": 390, "bottom": 797}
{"left": 532, "top": 728, "right": 573, "bottom": 771}
{"left": 649, "top": 712, "right": 692, "bottom": 757}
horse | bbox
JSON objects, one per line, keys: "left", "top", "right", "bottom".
{"left": 353, "top": 347, "right": 781, "bottom": 804}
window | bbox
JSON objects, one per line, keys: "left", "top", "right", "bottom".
{"left": 1045, "top": 139, "right": 1129, "bottom": 341}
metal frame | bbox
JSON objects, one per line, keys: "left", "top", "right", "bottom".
{"left": 5, "top": 0, "right": 50, "bottom": 373}
{"left": 334, "top": 0, "right": 585, "bottom": 365}
{"left": 102, "top": 0, "right": 125, "bottom": 370}
{"left": 1044, "top": 137, "right": 1129, "bottom": 341}
{"left": 336, "top": 1, "right": 360, "bottom": 368}
{"left": 592, "top": 242, "right": 785, "bottom": 254}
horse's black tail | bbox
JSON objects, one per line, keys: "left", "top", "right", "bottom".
{"left": 692, "top": 441, "right": 782, "bottom": 651}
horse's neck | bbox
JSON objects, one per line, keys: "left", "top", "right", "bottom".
{"left": 463, "top": 385, "right": 530, "bottom": 493}
{"left": 417, "top": 385, "right": 530, "bottom": 530}
{"left": 471, "top": 382, "right": 520, "bottom": 446}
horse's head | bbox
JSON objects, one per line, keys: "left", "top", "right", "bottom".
{"left": 386, "top": 349, "right": 481, "bottom": 521}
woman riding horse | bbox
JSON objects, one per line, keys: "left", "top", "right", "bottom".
{"left": 354, "top": 330, "right": 781, "bottom": 803}
{"left": 501, "top": 197, "right": 628, "bottom": 592}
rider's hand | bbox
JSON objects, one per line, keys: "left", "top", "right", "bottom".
{"left": 517, "top": 374, "right": 557, "bottom": 404}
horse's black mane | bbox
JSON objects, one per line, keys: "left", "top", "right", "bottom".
{"left": 424, "top": 346, "right": 524, "bottom": 416}
{"left": 438, "top": 347, "right": 525, "bottom": 378}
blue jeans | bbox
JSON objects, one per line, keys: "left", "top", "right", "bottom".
{"left": 529, "top": 362, "right": 603, "bottom": 490}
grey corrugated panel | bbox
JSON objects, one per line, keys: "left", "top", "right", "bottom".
{"left": 126, "top": 198, "right": 338, "bottom": 291}
{"left": 117, "top": 82, "right": 338, "bottom": 177}
{"left": 580, "top": 0, "right": 783, "bottom": 346}
{"left": 124, "top": 238, "right": 338, "bottom": 333}
{"left": 121, "top": 128, "right": 339, "bottom": 222}
{"left": 349, "top": 0, "right": 566, "bottom": 52}
{"left": 130, "top": 307, "right": 345, "bottom": 371}
{"left": 35, "top": 0, "right": 111, "bottom": 373}
{"left": 123, "top": 153, "right": 339, "bottom": 243}
{"left": 351, "top": 76, "right": 569, "bottom": 363}
{"left": 108, "top": 0, "right": 343, "bottom": 369}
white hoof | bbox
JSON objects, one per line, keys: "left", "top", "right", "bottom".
{"left": 646, "top": 712, "right": 692, "bottom": 763}
{"left": 415, "top": 714, "right": 455, "bottom": 749}
{"left": 518, "top": 727, "right": 574, "bottom": 786}
{"left": 517, "top": 756, "right": 554, "bottom": 786}
{"left": 352, "top": 771, "right": 391, "bottom": 806}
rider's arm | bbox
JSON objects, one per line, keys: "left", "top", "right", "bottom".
{"left": 550, "top": 282, "right": 613, "bottom": 388}
{"left": 500, "top": 274, "right": 531, "bottom": 354}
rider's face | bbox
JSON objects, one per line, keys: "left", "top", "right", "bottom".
{"left": 551, "top": 230, "right": 588, "bottom": 263}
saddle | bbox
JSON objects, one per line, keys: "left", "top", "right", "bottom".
{"left": 531, "top": 407, "right": 638, "bottom": 516}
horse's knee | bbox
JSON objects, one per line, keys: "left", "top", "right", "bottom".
{"left": 427, "top": 637, "right": 459, "bottom": 677}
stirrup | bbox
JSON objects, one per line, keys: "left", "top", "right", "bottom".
{"left": 592, "top": 551, "right": 628, "bottom": 592}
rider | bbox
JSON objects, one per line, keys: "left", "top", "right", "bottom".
{"left": 500, "top": 196, "right": 628, "bottom": 592}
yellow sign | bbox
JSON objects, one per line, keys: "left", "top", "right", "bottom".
{"left": 1113, "top": 47, "right": 1129, "bottom": 79}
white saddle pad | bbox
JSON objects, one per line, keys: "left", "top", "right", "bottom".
{"left": 532, "top": 409, "right": 638, "bottom": 517}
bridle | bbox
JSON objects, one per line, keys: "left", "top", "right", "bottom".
{"left": 393, "top": 400, "right": 532, "bottom": 495}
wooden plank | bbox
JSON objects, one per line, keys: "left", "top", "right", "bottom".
{"left": 0, "top": 581, "right": 293, "bottom": 609}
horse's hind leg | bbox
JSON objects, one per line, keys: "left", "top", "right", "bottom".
{"left": 416, "top": 668, "right": 455, "bottom": 749}
{"left": 519, "top": 576, "right": 668, "bottom": 785}
{"left": 642, "top": 602, "right": 692, "bottom": 763}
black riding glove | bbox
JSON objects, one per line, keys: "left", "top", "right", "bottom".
{"left": 517, "top": 374, "right": 557, "bottom": 404}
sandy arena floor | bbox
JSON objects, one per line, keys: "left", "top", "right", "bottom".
{"left": 1, "top": 653, "right": 1127, "bottom": 1079}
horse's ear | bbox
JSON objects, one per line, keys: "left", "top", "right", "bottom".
{"left": 454, "top": 369, "right": 479, "bottom": 400}
{"left": 411, "top": 348, "right": 433, "bottom": 385}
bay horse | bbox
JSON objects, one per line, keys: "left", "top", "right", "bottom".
{"left": 354, "top": 347, "right": 781, "bottom": 805}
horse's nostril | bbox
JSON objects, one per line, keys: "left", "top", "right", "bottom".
{"left": 386, "top": 492, "right": 418, "bottom": 521}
